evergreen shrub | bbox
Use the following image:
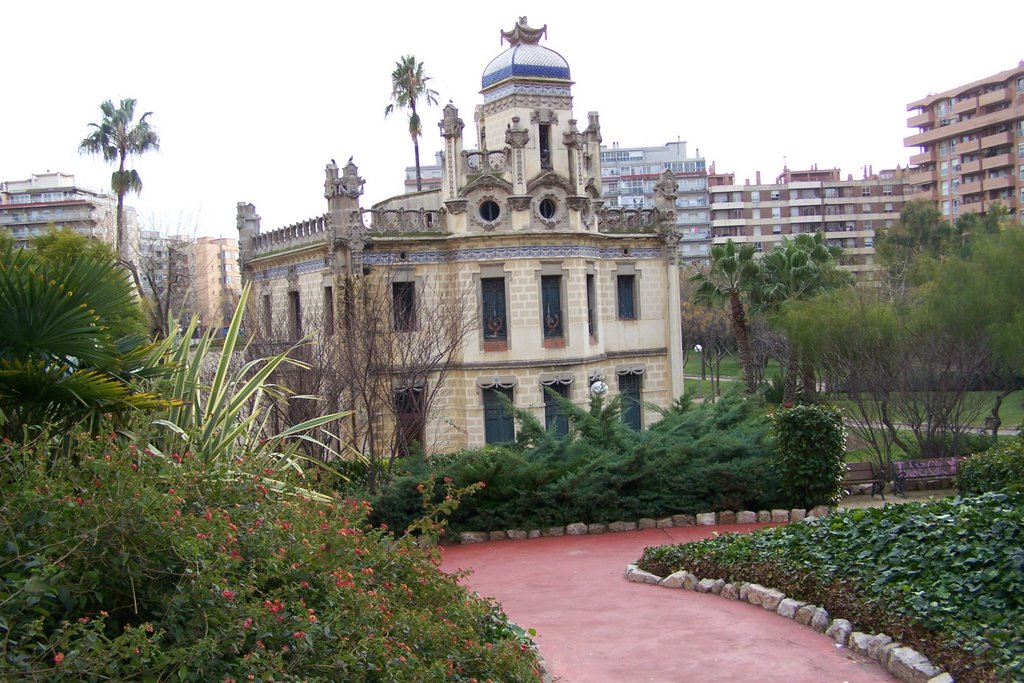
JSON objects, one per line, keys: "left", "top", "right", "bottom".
{"left": 958, "top": 437, "right": 1024, "bottom": 495}
{"left": 372, "top": 391, "right": 792, "bottom": 533}
{"left": 771, "top": 403, "right": 846, "bottom": 508}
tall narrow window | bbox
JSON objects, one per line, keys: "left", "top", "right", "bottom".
{"left": 540, "top": 275, "right": 562, "bottom": 338}
{"left": 481, "top": 277, "right": 507, "bottom": 343}
{"left": 617, "top": 274, "right": 636, "bottom": 320}
{"left": 262, "top": 293, "right": 272, "bottom": 337}
{"left": 483, "top": 386, "right": 515, "bottom": 444}
{"left": 392, "top": 281, "right": 416, "bottom": 331}
{"left": 394, "top": 387, "right": 425, "bottom": 457}
{"left": 543, "top": 382, "right": 570, "bottom": 437}
{"left": 323, "top": 286, "right": 334, "bottom": 336}
{"left": 619, "top": 373, "right": 642, "bottom": 431}
{"left": 539, "top": 124, "right": 552, "bottom": 170}
{"left": 585, "top": 273, "right": 597, "bottom": 338}
{"left": 289, "top": 291, "right": 302, "bottom": 340}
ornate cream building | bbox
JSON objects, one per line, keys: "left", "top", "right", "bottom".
{"left": 237, "top": 18, "right": 686, "bottom": 453}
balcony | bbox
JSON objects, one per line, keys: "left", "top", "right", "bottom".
{"left": 904, "top": 107, "right": 1021, "bottom": 147}
{"left": 908, "top": 110, "right": 934, "bottom": 127}
{"left": 958, "top": 138, "right": 981, "bottom": 154}
{"left": 985, "top": 175, "right": 1014, "bottom": 191}
{"left": 959, "top": 180, "right": 982, "bottom": 195}
{"left": 982, "top": 153, "right": 1013, "bottom": 171}
{"left": 958, "top": 202, "right": 984, "bottom": 215}
{"left": 709, "top": 200, "right": 744, "bottom": 210}
{"left": 979, "top": 87, "right": 1009, "bottom": 107}
{"left": 980, "top": 131, "right": 1012, "bottom": 149}
{"left": 791, "top": 214, "right": 826, "bottom": 224}
{"left": 908, "top": 169, "right": 934, "bottom": 186}
{"left": 909, "top": 189, "right": 937, "bottom": 202}
{"left": 909, "top": 150, "right": 934, "bottom": 165}
{"left": 959, "top": 159, "right": 981, "bottom": 175}
{"left": 952, "top": 98, "right": 977, "bottom": 116}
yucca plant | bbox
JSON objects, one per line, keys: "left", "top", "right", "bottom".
{"left": 148, "top": 284, "right": 350, "bottom": 482}
{"left": 0, "top": 244, "right": 166, "bottom": 441}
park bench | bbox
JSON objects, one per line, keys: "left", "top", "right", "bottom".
{"left": 891, "top": 456, "right": 962, "bottom": 497}
{"left": 843, "top": 461, "right": 888, "bottom": 500}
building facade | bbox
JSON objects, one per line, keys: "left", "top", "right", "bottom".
{"left": 0, "top": 172, "right": 138, "bottom": 252}
{"left": 185, "top": 237, "right": 242, "bottom": 335}
{"left": 600, "top": 142, "right": 711, "bottom": 265}
{"left": 403, "top": 152, "right": 444, "bottom": 193}
{"left": 905, "top": 62, "right": 1024, "bottom": 223}
{"left": 709, "top": 166, "right": 908, "bottom": 278}
{"left": 238, "top": 18, "right": 687, "bottom": 454}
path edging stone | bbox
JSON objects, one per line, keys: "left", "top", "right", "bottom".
{"left": 622, "top": 563, "right": 951, "bottom": 683}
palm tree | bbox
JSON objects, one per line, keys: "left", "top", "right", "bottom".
{"left": 79, "top": 98, "right": 160, "bottom": 271}
{"left": 0, "top": 244, "right": 165, "bottom": 444}
{"left": 384, "top": 56, "right": 439, "bottom": 192}
{"left": 751, "top": 233, "right": 850, "bottom": 403}
{"left": 690, "top": 240, "right": 760, "bottom": 394}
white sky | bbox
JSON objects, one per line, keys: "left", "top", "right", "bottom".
{"left": 3, "top": 1, "right": 1021, "bottom": 238}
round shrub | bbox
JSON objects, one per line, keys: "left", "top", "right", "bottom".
{"left": 771, "top": 403, "right": 846, "bottom": 508}
{"left": 958, "top": 437, "right": 1024, "bottom": 495}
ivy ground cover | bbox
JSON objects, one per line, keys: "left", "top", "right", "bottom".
{"left": 638, "top": 493, "right": 1024, "bottom": 682}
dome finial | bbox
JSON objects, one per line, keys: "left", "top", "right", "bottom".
{"left": 501, "top": 17, "right": 547, "bottom": 47}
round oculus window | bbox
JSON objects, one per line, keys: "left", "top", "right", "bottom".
{"left": 539, "top": 197, "right": 557, "bottom": 219}
{"left": 479, "top": 200, "right": 501, "bottom": 222}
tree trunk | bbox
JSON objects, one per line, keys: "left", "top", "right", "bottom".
{"left": 801, "top": 358, "right": 817, "bottom": 402}
{"left": 115, "top": 154, "right": 145, "bottom": 300}
{"left": 987, "top": 384, "right": 1018, "bottom": 439}
{"left": 413, "top": 140, "right": 422, "bottom": 192}
{"left": 729, "top": 292, "right": 757, "bottom": 393}
{"left": 783, "top": 343, "right": 799, "bottom": 405}
{"left": 411, "top": 100, "right": 422, "bottom": 192}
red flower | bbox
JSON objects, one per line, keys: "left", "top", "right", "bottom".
{"left": 292, "top": 631, "right": 305, "bottom": 639}
{"left": 222, "top": 589, "right": 235, "bottom": 600}
{"left": 242, "top": 617, "right": 253, "bottom": 630}
{"left": 54, "top": 652, "right": 65, "bottom": 665}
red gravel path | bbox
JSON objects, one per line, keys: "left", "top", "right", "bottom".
{"left": 441, "top": 525, "right": 895, "bottom": 682}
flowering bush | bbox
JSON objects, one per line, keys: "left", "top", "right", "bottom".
{"left": 0, "top": 431, "right": 540, "bottom": 681}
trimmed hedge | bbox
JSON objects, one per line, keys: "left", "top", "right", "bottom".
{"left": 771, "top": 404, "right": 846, "bottom": 508}
{"left": 639, "top": 493, "right": 1024, "bottom": 682}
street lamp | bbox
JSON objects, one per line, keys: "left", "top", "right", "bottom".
{"left": 693, "top": 344, "right": 703, "bottom": 400}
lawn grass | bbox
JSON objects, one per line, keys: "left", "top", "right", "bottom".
{"left": 685, "top": 352, "right": 1024, "bottom": 430}
{"left": 837, "top": 390, "right": 1024, "bottom": 430}
{"left": 684, "top": 353, "right": 783, "bottom": 382}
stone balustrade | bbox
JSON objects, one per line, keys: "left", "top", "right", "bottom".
{"left": 463, "top": 150, "right": 509, "bottom": 175}
{"left": 253, "top": 214, "right": 330, "bottom": 254}
{"left": 598, "top": 207, "right": 658, "bottom": 233}
{"left": 364, "top": 208, "right": 445, "bottom": 234}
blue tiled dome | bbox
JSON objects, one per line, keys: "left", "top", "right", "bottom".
{"left": 481, "top": 44, "right": 571, "bottom": 89}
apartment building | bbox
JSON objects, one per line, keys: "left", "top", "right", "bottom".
{"left": 403, "top": 152, "right": 444, "bottom": 193}
{"left": 600, "top": 141, "right": 711, "bottom": 264}
{"left": 185, "top": 237, "right": 242, "bottom": 335}
{"left": 905, "top": 62, "right": 1024, "bottom": 223}
{"left": 709, "top": 166, "right": 908, "bottom": 278}
{"left": 0, "top": 172, "right": 138, "bottom": 251}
